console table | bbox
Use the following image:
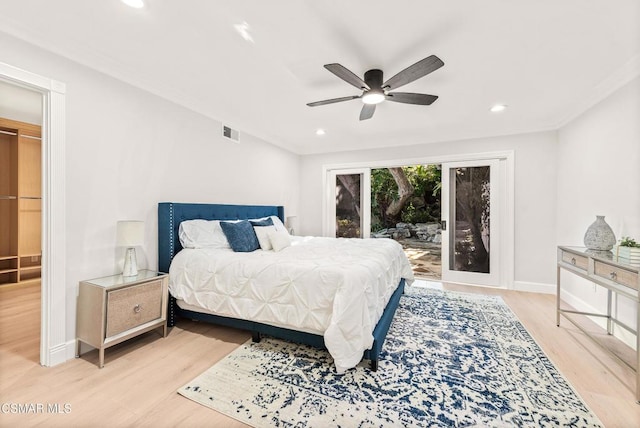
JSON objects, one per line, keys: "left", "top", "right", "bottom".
{"left": 556, "top": 246, "right": 640, "bottom": 402}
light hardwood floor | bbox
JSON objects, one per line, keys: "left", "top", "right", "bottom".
{"left": 1, "top": 280, "right": 638, "bottom": 427}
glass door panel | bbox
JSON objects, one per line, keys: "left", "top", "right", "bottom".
{"left": 326, "top": 169, "right": 371, "bottom": 238}
{"left": 441, "top": 159, "right": 500, "bottom": 287}
{"left": 451, "top": 165, "right": 490, "bottom": 273}
{"left": 335, "top": 173, "right": 362, "bottom": 238}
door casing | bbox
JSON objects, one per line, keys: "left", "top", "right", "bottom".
{"left": 0, "top": 61, "right": 67, "bottom": 366}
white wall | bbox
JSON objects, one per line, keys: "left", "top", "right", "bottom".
{"left": 0, "top": 80, "right": 42, "bottom": 124}
{"left": 0, "top": 33, "right": 300, "bottom": 354}
{"left": 298, "top": 131, "right": 559, "bottom": 288}
{"left": 556, "top": 75, "right": 640, "bottom": 347}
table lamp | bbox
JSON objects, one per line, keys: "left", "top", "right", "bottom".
{"left": 117, "top": 220, "right": 144, "bottom": 276}
{"left": 285, "top": 216, "right": 298, "bottom": 235}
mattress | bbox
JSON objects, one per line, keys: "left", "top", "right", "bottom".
{"left": 169, "top": 235, "right": 414, "bottom": 372}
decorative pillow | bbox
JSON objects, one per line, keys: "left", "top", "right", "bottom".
{"left": 178, "top": 219, "right": 230, "bottom": 249}
{"left": 250, "top": 218, "right": 274, "bottom": 227}
{"left": 254, "top": 225, "right": 276, "bottom": 250}
{"left": 269, "top": 229, "right": 291, "bottom": 252}
{"left": 220, "top": 220, "right": 260, "bottom": 252}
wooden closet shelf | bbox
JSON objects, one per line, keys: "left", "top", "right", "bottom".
{"left": 0, "top": 117, "right": 41, "bottom": 286}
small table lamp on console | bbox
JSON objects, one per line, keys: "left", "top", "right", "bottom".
{"left": 117, "top": 220, "right": 144, "bottom": 276}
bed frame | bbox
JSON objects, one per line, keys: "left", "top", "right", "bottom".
{"left": 157, "top": 202, "right": 405, "bottom": 370}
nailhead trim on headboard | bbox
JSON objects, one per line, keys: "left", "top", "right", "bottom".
{"left": 168, "top": 203, "right": 175, "bottom": 261}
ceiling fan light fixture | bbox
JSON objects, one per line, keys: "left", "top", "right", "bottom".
{"left": 362, "top": 90, "right": 385, "bottom": 105}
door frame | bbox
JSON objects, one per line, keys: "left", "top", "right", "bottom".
{"left": 322, "top": 150, "right": 514, "bottom": 288}
{"left": 0, "top": 62, "right": 67, "bottom": 366}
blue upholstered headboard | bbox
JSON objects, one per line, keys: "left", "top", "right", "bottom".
{"left": 157, "top": 202, "right": 284, "bottom": 273}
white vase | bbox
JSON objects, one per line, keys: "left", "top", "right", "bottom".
{"left": 583, "top": 215, "right": 616, "bottom": 251}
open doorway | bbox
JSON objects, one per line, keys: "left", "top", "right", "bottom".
{"left": 370, "top": 165, "right": 442, "bottom": 280}
{"left": 0, "top": 82, "right": 43, "bottom": 364}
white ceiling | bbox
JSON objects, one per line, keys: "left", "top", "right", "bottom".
{"left": 1, "top": 0, "right": 638, "bottom": 155}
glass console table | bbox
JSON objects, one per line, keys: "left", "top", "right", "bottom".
{"left": 556, "top": 246, "right": 640, "bottom": 402}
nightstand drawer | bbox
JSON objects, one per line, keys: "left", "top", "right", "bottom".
{"left": 594, "top": 261, "right": 638, "bottom": 290}
{"left": 561, "top": 250, "right": 588, "bottom": 271}
{"left": 106, "top": 280, "right": 163, "bottom": 337}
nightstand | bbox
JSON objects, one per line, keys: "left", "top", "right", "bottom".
{"left": 76, "top": 270, "right": 169, "bottom": 368}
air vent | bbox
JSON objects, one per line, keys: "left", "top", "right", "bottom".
{"left": 222, "top": 125, "right": 239, "bottom": 142}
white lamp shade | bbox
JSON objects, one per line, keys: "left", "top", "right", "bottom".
{"left": 116, "top": 221, "right": 145, "bottom": 247}
{"left": 285, "top": 216, "right": 298, "bottom": 234}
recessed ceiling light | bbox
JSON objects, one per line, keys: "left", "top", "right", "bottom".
{"left": 233, "top": 21, "right": 254, "bottom": 43}
{"left": 121, "top": 0, "right": 144, "bottom": 8}
{"left": 315, "top": 129, "right": 326, "bottom": 136}
{"left": 490, "top": 104, "right": 507, "bottom": 113}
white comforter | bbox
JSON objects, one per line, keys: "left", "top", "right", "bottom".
{"left": 169, "top": 236, "right": 414, "bottom": 372}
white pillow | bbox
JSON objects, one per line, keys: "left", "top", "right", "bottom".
{"left": 253, "top": 225, "right": 276, "bottom": 250}
{"left": 270, "top": 216, "right": 289, "bottom": 234}
{"left": 268, "top": 229, "right": 291, "bottom": 252}
{"left": 178, "top": 220, "right": 230, "bottom": 249}
{"left": 250, "top": 216, "right": 289, "bottom": 234}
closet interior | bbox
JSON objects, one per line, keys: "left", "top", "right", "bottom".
{"left": 0, "top": 117, "right": 41, "bottom": 287}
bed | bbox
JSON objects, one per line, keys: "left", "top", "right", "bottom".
{"left": 158, "top": 202, "right": 414, "bottom": 372}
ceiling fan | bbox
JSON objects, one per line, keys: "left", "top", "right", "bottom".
{"left": 307, "top": 55, "right": 444, "bottom": 121}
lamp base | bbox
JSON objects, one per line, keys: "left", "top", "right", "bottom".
{"left": 122, "top": 247, "right": 138, "bottom": 277}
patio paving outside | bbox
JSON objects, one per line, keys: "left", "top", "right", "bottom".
{"left": 398, "top": 238, "right": 441, "bottom": 280}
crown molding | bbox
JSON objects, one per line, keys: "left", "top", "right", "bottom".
{"left": 555, "top": 53, "right": 640, "bottom": 129}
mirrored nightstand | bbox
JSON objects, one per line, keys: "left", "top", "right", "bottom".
{"left": 76, "top": 270, "right": 169, "bottom": 368}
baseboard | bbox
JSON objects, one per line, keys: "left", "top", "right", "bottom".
{"left": 513, "top": 281, "right": 636, "bottom": 349}
{"left": 43, "top": 340, "right": 74, "bottom": 367}
{"left": 512, "top": 281, "right": 556, "bottom": 294}
{"left": 65, "top": 339, "right": 79, "bottom": 362}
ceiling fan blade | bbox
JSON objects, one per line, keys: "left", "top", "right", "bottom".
{"left": 324, "top": 63, "right": 370, "bottom": 90}
{"left": 386, "top": 92, "right": 438, "bottom": 105}
{"left": 359, "top": 104, "right": 376, "bottom": 121}
{"left": 307, "top": 95, "right": 360, "bottom": 107}
{"left": 383, "top": 55, "right": 444, "bottom": 90}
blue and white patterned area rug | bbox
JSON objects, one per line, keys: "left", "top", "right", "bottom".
{"left": 178, "top": 288, "right": 602, "bottom": 427}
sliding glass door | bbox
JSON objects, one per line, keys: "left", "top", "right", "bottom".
{"left": 441, "top": 159, "right": 501, "bottom": 286}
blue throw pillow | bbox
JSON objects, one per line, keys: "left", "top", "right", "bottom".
{"left": 250, "top": 218, "right": 273, "bottom": 227}
{"left": 220, "top": 220, "right": 260, "bottom": 252}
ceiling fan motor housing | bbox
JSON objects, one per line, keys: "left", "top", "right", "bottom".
{"left": 364, "top": 69, "right": 384, "bottom": 90}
